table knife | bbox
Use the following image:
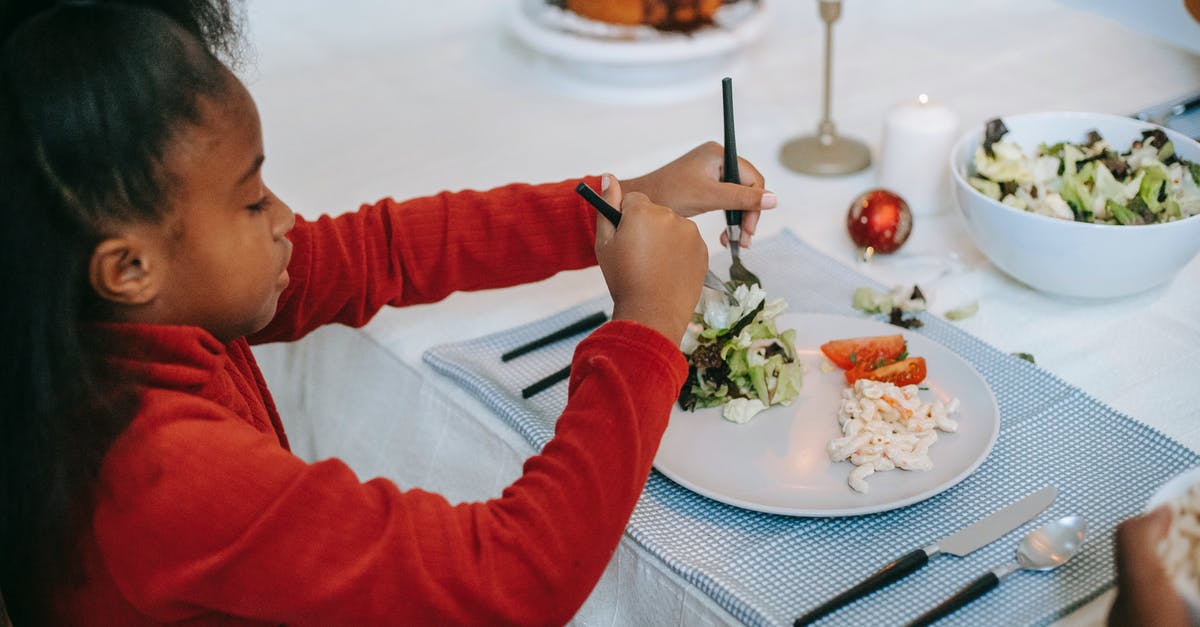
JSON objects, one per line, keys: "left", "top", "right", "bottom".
{"left": 794, "top": 485, "right": 1057, "bottom": 626}
{"left": 574, "top": 182, "right": 731, "bottom": 296}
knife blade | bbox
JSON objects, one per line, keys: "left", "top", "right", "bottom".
{"left": 937, "top": 486, "right": 1057, "bottom": 556}
{"left": 793, "top": 486, "right": 1057, "bottom": 626}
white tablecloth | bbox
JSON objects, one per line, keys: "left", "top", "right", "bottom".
{"left": 245, "top": 1, "right": 1200, "bottom": 624}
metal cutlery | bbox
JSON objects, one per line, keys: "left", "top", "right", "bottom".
{"left": 507, "top": 311, "right": 608, "bottom": 398}
{"left": 793, "top": 486, "right": 1058, "bottom": 626}
{"left": 720, "top": 77, "right": 762, "bottom": 289}
{"left": 501, "top": 311, "right": 608, "bottom": 362}
{"left": 574, "top": 182, "right": 732, "bottom": 298}
{"left": 522, "top": 365, "right": 570, "bottom": 399}
{"left": 1132, "top": 89, "right": 1200, "bottom": 140}
{"left": 906, "top": 515, "right": 1087, "bottom": 626}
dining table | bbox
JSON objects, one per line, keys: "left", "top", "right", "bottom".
{"left": 244, "top": 1, "right": 1200, "bottom": 624}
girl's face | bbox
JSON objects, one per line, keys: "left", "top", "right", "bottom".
{"left": 105, "top": 78, "right": 296, "bottom": 342}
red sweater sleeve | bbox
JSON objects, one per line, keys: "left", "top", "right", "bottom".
{"left": 249, "top": 177, "right": 601, "bottom": 344}
{"left": 94, "top": 322, "right": 686, "bottom": 626}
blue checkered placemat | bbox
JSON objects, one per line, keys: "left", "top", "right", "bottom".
{"left": 423, "top": 229, "right": 1198, "bottom": 626}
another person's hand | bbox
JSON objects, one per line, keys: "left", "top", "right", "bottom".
{"left": 622, "top": 142, "right": 776, "bottom": 249}
{"left": 1109, "top": 506, "right": 1190, "bottom": 626}
{"left": 595, "top": 175, "right": 706, "bottom": 343}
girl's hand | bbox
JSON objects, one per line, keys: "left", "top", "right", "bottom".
{"left": 594, "top": 175, "right": 706, "bottom": 343}
{"left": 622, "top": 142, "right": 777, "bottom": 249}
{"left": 1109, "top": 506, "right": 1190, "bottom": 627}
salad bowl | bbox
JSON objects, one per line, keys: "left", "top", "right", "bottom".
{"left": 949, "top": 111, "right": 1200, "bottom": 298}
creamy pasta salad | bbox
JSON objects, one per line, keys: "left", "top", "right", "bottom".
{"left": 827, "top": 379, "right": 960, "bottom": 493}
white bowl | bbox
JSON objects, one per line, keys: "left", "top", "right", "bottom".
{"left": 949, "top": 111, "right": 1200, "bottom": 298}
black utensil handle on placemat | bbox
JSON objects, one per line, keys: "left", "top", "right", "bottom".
{"left": 721, "top": 77, "right": 741, "bottom": 228}
{"left": 501, "top": 311, "right": 608, "bottom": 362}
{"left": 794, "top": 548, "right": 931, "bottom": 626}
{"left": 905, "top": 571, "right": 1000, "bottom": 627}
{"left": 576, "top": 182, "right": 621, "bottom": 228}
{"left": 521, "top": 365, "right": 571, "bottom": 399}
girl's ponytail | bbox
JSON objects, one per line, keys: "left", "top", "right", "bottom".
{"left": 0, "top": 2, "right": 241, "bottom": 622}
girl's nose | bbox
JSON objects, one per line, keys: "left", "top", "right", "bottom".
{"left": 268, "top": 189, "right": 296, "bottom": 238}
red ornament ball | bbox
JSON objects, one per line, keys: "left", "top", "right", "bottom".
{"left": 846, "top": 189, "right": 912, "bottom": 255}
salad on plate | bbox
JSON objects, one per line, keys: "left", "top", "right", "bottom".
{"left": 678, "top": 284, "right": 802, "bottom": 424}
{"left": 968, "top": 118, "right": 1200, "bottom": 225}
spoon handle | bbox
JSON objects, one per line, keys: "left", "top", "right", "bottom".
{"left": 905, "top": 571, "right": 1001, "bottom": 627}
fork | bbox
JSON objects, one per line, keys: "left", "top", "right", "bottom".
{"left": 721, "top": 77, "right": 762, "bottom": 288}
{"left": 574, "top": 182, "right": 733, "bottom": 299}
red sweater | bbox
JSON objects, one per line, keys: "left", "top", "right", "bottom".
{"left": 62, "top": 178, "right": 688, "bottom": 626}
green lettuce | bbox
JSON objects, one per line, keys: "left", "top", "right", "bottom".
{"left": 678, "top": 284, "right": 803, "bottom": 423}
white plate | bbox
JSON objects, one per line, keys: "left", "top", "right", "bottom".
{"left": 507, "top": 0, "right": 769, "bottom": 104}
{"left": 654, "top": 312, "right": 1000, "bottom": 517}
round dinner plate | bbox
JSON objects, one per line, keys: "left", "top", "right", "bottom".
{"left": 507, "top": 0, "right": 769, "bottom": 104}
{"left": 653, "top": 312, "right": 1000, "bottom": 517}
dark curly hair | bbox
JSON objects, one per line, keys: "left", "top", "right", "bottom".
{"left": 0, "top": 2, "right": 243, "bottom": 623}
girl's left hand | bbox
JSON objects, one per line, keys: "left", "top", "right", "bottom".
{"left": 621, "top": 142, "right": 777, "bottom": 249}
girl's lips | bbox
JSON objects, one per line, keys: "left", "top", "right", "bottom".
{"left": 277, "top": 241, "right": 293, "bottom": 287}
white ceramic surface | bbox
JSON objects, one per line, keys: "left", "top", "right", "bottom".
{"left": 1147, "top": 466, "right": 1200, "bottom": 619}
{"left": 654, "top": 313, "right": 1000, "bottom": 517}
{"left": 949, "top": 111, "right": 1200, "bottom": 299}
{"left": 506, "top": 0, "right": 769, "bottom": 104}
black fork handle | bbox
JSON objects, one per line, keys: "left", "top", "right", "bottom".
{"left": 722, "top": 77, "right": 741, "bottom": 229}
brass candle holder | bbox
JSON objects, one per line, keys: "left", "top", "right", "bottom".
{"left": 779, "top": 0, "right": 871, "bottom": 176}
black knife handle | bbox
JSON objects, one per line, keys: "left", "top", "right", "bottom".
{"left": 794, "top": 548, "right": 930, "bottom": 626}
{"left": 501, "top": 311, "right": 608, "bottom": 362}
{"left": 575, "top": 182, "right": 621, "bottom": 228}
{"left": 905, "top": 571, "right": 1000, "bottom": 627}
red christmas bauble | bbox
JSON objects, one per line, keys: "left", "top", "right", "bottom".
{"left": 846, "top": 189, "right": 912, "bottom": 256}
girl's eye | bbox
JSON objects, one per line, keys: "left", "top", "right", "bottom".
{"left": 248, "top": 196, "right": 271, "bottom": 212}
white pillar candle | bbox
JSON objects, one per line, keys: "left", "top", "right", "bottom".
{"left": 876, "top": 94, "right": 960, "bottom": 216}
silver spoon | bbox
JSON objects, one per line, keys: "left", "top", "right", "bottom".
{"left": 906, "top": 516, "right": 1088, "bottom": 626}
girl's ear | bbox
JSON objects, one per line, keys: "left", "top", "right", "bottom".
{"left": 88, "top": 236, "right": 161, "bottom": 305}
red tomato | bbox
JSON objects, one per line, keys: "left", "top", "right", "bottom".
{"left": 844, "top": 362, "right": 875, "bottom": 384}
{"left": 861, "top": 357, "right": 927, "bottom": 387}
{"left": 820, "top": 334, "right": 906, "bottom": 370}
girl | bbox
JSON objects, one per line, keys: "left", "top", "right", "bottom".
{"left": 0, "top": 2, "right": 774, "bottom": 625}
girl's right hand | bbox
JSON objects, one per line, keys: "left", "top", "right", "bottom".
{"left": 594, "top": 174, "right": 706, "bottom": 343}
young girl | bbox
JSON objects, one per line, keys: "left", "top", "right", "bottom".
{"left": 0, "top": 2, "right": 775, "bottom": 625}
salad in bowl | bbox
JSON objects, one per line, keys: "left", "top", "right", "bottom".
{"left": 968, "top": 118, "right": 1200, "bottom": 225}
{"left": 949, "top": 111, "right": 1200, "bottom": 298}
{"left": 678, "top": 284, "right": 802, "bottom": 424}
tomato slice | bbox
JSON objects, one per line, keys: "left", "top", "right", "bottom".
{"left": 843, "top": 362, "right": 875, "bottom": 384}
{"left": 859, "top": 356, "right": 927, "bottom": 387}
{"left": 820, "top": 334, "right": 906, "bottom": 370}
